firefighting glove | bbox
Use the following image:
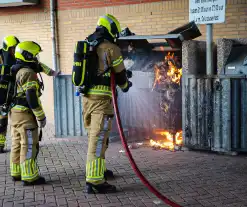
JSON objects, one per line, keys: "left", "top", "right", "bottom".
{"left": 126, "top": 70, "right": 132, "bottom": 79}
{"left": 52, "top": 70, "right": 61, "bottom": 77}
{"left": 38, "top": 117, "right": 46, "bottom": 128}
{"left": 122, "top": 81, "right": 132, "bottom": 93}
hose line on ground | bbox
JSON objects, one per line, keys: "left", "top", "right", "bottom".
{"left": 111, "top": 73, "right": 182, "bottom": 207}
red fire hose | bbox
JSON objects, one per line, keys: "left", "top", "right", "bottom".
{"left": 111, "top": 73, "right": 182, "bottom": 207}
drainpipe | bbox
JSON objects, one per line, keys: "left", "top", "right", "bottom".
{"left": 50, "top": 0, "right": 60, "bottom": 136}
{"left": 50, "top": 0, "right": 59, "bottom": 71}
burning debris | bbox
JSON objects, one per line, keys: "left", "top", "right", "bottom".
{"left": 152, "top": 52, "right": 182, "bottom": 90}
{"left": 128, "top": 142, "right": 143, "bottom": 149}
{"left": 150, "top": 130, "right": 183, "bottom": 151}
{"left": 166, "top": 52, "right": 182, "bottom": 84}
{"left": 150, "top": 52, "right": 183, "bottom": 151}
{"left": 120, "top": 44, "right": 183, "bottom": 151}
{"left": 152, "top": 52, "right": 182, "bottom": 113}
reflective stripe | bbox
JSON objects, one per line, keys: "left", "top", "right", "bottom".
{"left": 84, "top": 42, "right": 87, "bottom": 53}
{"left": 33, "top": 108, "right": 45, "bottom": 118}
{"left": 15, "top": 78, "right": 45, "bottom": 119}
{"left": 40, "top": 63, "right": 52, "bottom": 75}
{"left": 72, "top": 42, "right": 87, "bottom": 86}
{"left": 86, "top": 158, "right": 105, "bottom": 182}
{"left": 1, "top": 65, "right": 4, "bottom": 75}
{"left": 87, "top": 90, "right": 112, "bottom": 97}
{"left": 74, "top": 42, "right": 78, "bottom": 53}
{"left": 14, "top": 100, "right": 45, "bottom": 120}
{"left": 13, "top": 105, "right": 29, "bottom": 111}
{"left": 102, "top": 15, "right": 114, "bottom": 24}
{"left": 78, "top": 42, "right": 87, "bottom": 86}
{"left": 22, "top": 81, "right": 39, "bottom": 91}
{"left": 21, "top": 159, "right": 39, "bottom": 182}
{"left": 26, "top": 130, "right": 33, "bottom": 159}
{"left": 119, "top": 81, "right": 128, "bottom": 89}
{"left": 10, "top": 162, "right": 21, "bottom": 177}
{"left": 87, "top": 85, "right": 112, "bottom": 97}
{"left": 0, "top": 134, "right": 6, "bottom": 145}
{"left": 96, "top": 116, "right": 111, "bottom": 157}
{"left": 103, "top": 72, "right": 110, "bottom": 77}
{"left": 17, "top": 81, "right": 39, "bottom": 95}
{"left": 17, "top": 89, "right": 24, "bottom": 94}
{"left": 112, "top": 56, "right": 123, "bottom": 67}
{"left": 87, "top": 91, "right": 112, "bottom": 97}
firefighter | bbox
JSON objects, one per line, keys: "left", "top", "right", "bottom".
{"left": 83, "top": 14, "right": 132, "bottom": 194}
{"left": 10, "top": 41, "right": 48, "bottom": 185}
{"left": 0, "top": 36, "right": 60, "bottom": 153}
{"left": 0, "top": 35, "right": 20, "bottom": 153}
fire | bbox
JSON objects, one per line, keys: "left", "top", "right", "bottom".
{"left": 150, "top": 130, "right": 183, "bottom": 151}
{"left": 150, "top": 52, "right": 183, "bottom": 151}
{"left": 152, "top": 52, "right": 182, "bottom": 90}
{"left": 152, "top": 65, "right": 162, "bottom": 91}
{"left": 166, "top": 52, "right": 182, "bottom": 85}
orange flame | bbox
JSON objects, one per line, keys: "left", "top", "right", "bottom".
{"left": 152, "top": 65, "right": 162, "bottom": 91}
{"left": 150, "top": 130, "right": 183, "bottom": 150}
{"left": 166, "top": 52, "right": 182, "bottom": 85}
{"left": 152, "top": 52, "right": 182, "bottom": 90}
{"left": 150, "top": 53, "right": 183, "bottom": 150}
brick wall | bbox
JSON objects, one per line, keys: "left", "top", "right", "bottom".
{"left": 0, "top": 0, "right": 246, "bottom": 75}
{"left": 0, "top": 0, "right": 165, "bottom": 15}
{"left": 57, "top": 0, "right": 165, "bottom": 10}
{"left": 58, "top": 0, "right": 247, "bottom": 74}
{"left": 0, "top": 12, "right": 54, "bottom": 125}
{"left": 0, "top": 0, "right": 246, "bottom": 130}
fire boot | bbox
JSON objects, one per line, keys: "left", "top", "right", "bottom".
{"left": 12, "top": 176, "right": 21, "bottom": 182}
{"left": 104, "top": 169, "right": 114, "bottom": 180}
{"left": 86, "top": 182, "right": 117, "bottom": 194}
{"left": 0, "top": 146, "right": 4, "bottom": 153}
{"left": 22, "top": 176, "right": 46, "bottom": 186}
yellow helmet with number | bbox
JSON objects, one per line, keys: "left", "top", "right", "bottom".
{"left": 97, "top": 14, "right": 121, "bottom": 38}
{"left": 2, "top": 35, "right": 20, "bottom": 51}
{"left": 15, "top": 41, "right": 42, "bottom": 62}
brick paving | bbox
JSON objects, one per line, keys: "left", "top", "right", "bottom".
{"left": 1, "top": 136, "right": 247, "bottom": 207}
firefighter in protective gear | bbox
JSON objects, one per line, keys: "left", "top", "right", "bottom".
{"left": 10, "top": 41, "right": 48, "bottom": 185}
{"left": 0, "top": 36, "right": 60, "bottom": 154}
{"left": 83, "top": 14, "right": 132, "bottom": 194}
{"left": 0, "top": 35, "right": 20, "bottom": 153}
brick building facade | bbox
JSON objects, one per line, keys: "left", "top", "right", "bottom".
{"left": 0, "top": 0, "right": 246, "bottom": 136}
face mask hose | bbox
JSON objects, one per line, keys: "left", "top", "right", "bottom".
{"left": 110, "top": 72, "right": 182, "bottom": 207}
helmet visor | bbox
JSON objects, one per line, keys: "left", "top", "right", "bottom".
{"left": 36, "top": 54, "right": 40, "bottom": 62}
{"left": 33, "top": 54, "right": 40, "bottom": 63}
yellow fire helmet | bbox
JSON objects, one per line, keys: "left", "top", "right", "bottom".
{"left": 15, "top": 41, "right": 42, "bottom": 62}
{"left": 2, "top": 35, "right": 20, "bottom": 51}
{"left": 97, "top": 14, "right": 121, "bottom": 38}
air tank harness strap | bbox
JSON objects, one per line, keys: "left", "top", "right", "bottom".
{"left": 15, "top": 97, "right": 30, "bottom": 108}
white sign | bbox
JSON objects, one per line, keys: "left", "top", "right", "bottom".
{"left": 189, "top": 0, "right": 226, "bottom": 24}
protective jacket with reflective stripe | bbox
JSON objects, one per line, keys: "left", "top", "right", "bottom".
{"left": 12, "top": 68, "right": 46, "bottom": 121}
{"left": 86, "top": 39, "right": 129, "bottom": 100}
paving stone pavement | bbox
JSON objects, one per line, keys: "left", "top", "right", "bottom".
{"left": 1, "top": 136, "right": 247, "bottom": 207}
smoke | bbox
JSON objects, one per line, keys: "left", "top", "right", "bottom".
{"left": 111, "top": 51, "right": 182, "bottom": 139}
{"left": 124, "top": 59, "right": 135, "bottom": 70}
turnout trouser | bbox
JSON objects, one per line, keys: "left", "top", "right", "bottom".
{"left": 10, "top": 110, "right": 40, "bottom": 182}
{"left": 0, "top": 115, "right": 8, "bottom": 147}
{"left": 83, "top": 97, "right": 113, "bottom": 185}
